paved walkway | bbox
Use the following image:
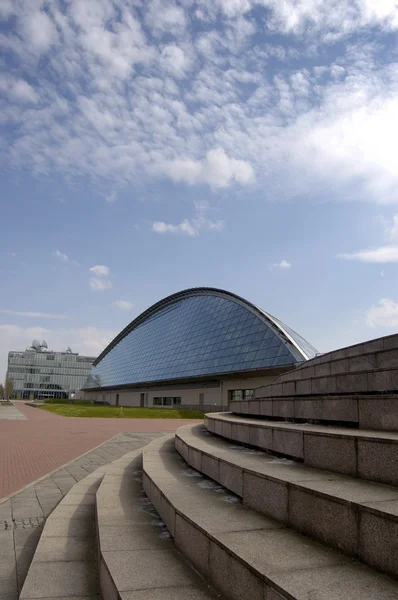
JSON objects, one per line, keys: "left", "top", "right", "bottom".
{"left": 0, "top": 404, "right": 26, "bottom": 420}
{"left": 0, "top": 402, "right": 201, "bottom": 500}
{"left": 0, "top": 431, "right": 162, "bottom": 600}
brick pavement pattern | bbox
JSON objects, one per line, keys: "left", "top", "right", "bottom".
{"left": 0, "top": 402, "right": 201, "bottom": 500}
{"left": 0, "top": 431, "right": 163, "bottom": 599}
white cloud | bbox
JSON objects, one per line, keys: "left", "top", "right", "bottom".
{"left": 338, "top": 246, "right": 398, "bottom": 263}
{"left": 269, "top": 259, "right": 292, "bottom": 270}
{"left": 55, "top": 249, "right": 79, "bottom": 265}
{"left": 105, "top": 191, "right": 117, "bottom": 204}
{"left": 112, "top": 300, "right": 134, "bottom": 310}
{"left": 89, "top": 277, "right": 112, "bottom": 291}
{"left": 89, "top": 265, "right": 111, "bottom": 291}
{"left": 0, "top": 75, "right": 39, "bottom": 103}
{"left": 20, "top": 10, "right": 58, "bottom": 54}
{"left": 2, "top": 1, "right": 398, "bottom": 201}
{"left": 338, "top": 213, "right": 398, "bottom": 263}
{"left": 145, "top": 0, "right": 187, "bottom": 38}
{"left": 76, "top": 326, "right": 115, "bottom": 356}
{"left": 89, "top": 265, "right": 110, "bottom": 277}
{"left": 163, "top": 148, "right": 255, "bottom": 188}
{"left": 152, "top": 200, "right": 224, "bottom": 237}
{"left": 160, "top": 44, "right": 192, "bottom": 78}
{"left": 0, "top": 310, "right": 70, "bottom": 319}
{"left": 366, "top": 298, "right": 398, "bottom": 327}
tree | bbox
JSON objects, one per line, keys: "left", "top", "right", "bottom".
{"left": 4, "top": 376, "right": 13, "bottom": 400}
{"left": 0, "top": 383, "right": 4, "bottom": 399}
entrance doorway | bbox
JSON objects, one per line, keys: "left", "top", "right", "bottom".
{"left": 140, "top": 393, "right": 145, "bottom": 407}
{"left": 116, "top": 393, "right": 119, "bottom": 407}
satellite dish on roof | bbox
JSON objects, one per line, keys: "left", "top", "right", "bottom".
{"left": 66, "top": 346, "right": 72, "bottom": 353}
{"left": 41, "top": 340, "right": 48, "bottom": 349}
{"left": 32, "top": 340, "right": 41, "bottom": 351}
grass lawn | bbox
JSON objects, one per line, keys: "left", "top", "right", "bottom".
{"left": 40, "top": 404, "right": 204, "bottom": 419}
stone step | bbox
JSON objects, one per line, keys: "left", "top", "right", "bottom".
{"left": 96, "top": 440, "right": 222, "bottom": 600}
{"left": 205, "top": 412, "right": 398, "bottom": 485}
{"left": 175, "top": 423, "right": 398, "bottom": 580}
{"left": 19, "top": 469, "right": 105, "bottom": 600}
{"left": 142, "top": 434, "right": 398, "bottom": 600}
{"left": 230, "top": 393, "right": 398, "bottom": 431}
{"left": 255, "top": 334, "right": 398, "bottom": 399}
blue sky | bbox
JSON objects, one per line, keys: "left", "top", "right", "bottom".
{"left": 1, "top": 0, "right": 398, "bottom": 379}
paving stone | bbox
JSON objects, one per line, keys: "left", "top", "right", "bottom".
{"left": 101, "top": 550, "right": 198, "bottom": 591}
{"left": 0, "top": 529, "right": 14, "bottom": 560}
{"left": 51, "top": 504, "right": 94, "bottom": 519}
{"left": 99, "top": 525, "right": 173, "bottom": 552}
{"left": 288, "top": 487, "right": 358, "bottom": 556}
{"left": 358, "top": 440, "right": 398, "bottom": 486}
{"left": 243, "top": 472, "right": 288, "bottom": 522}
{"left": 121, "top": 586, "right": 217, "bottom": 600}
{"left": 33, "top": 536, "right": 95, "bottom": 563}
{"left": 41, "top": 518, "right": 94, "bottom": 539}
{"left": 304, "top": 433, "right": 357, "bottom": 476}
{"left": 272, "top": 562, "right": 398, "bottom": 600}
{"left": 219, "top": 461, "right": 243, "bottom": 496}
{"left": 218, "top": 527, "right": 349, "bottom": 574}
{"left": 0, "top": 562, "right": 18, "bottom": 598}
{"left": 14, "top": 527, "right": 43, "bottom": 550}
{"left": 175, "top": 515, "right": 210, "bottom": 576}
{"left": 359, "top": 510, "right": 398, "bottom": 579}
{"left": 58, "top": 494, "right": 96, "bottom": 506}
{"left": 20, "top": 561, "right": 96, "bottom": 599}
{"left": 15, "top": 546, "right": 36, "bottom": 576}
{"left": 209, "top": 541, "right": 263, "bottom": 600}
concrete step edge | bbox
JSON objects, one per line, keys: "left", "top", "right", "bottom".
{"left": 231, "top": 394, "right": 398, "bottom": 431}
{"left": 19, "top": 469, "right": 105, "bottom": 600}
{"left": 143, "top": 435, "right": 398, "bottom": 600}
{"left": 175, "top": 423, "right": 398, "bottom": 580}
{"left": 95, "top": 436, "right": 223, "bottom": 600}
{"left": 205, "top": 412, "right": 398, "bottom": 485}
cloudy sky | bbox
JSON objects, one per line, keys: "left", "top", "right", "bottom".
{"left": 1, "top": 0, "right": 398, "bottom": 379}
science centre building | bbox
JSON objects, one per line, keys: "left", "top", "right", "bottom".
{"left": 82, "top": 287, "right": 318, "bottom": 410}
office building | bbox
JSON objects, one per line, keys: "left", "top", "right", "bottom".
{"left": 7, "top": 340, "right": 95, "bottom": 399}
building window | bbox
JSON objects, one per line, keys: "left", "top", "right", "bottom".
{"left": 153, "top": 397, "right": 181, "bottom": 407}
{"left": 46, "top": 355, "right": 55, "bottom": 361}
{"left": 230, "top": 389, "right": 254, "bottom": 402}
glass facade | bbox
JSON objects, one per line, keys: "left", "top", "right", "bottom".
{"left": 8, "top": 349, "right": 95, "bottom": 399}
{"left": 84, "top": 289, "right": 318, "bottom": 390}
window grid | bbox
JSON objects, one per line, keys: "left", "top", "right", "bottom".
{"left": 84, "top": 295, "right": 316, "bottom": 389}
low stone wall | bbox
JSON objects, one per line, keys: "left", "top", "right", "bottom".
{"left": 255, "top": 333, "right": 398, "bottom": 398}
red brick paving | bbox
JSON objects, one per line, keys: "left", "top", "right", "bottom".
{"left": 0, "top": 402, "right": 201, "bottom": 500}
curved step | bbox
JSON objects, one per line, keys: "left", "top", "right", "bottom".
{"left": 205, "top": 412, "right": 398, "bottom": 485}
{"left": 143, "top": 434, "right": 398, "bottom": 600}
{"left": 96, "top": 439, "right": 222, "bottom": 600}
{"left": 230, "top": 393, "right": 398, "bottom": 431}
{"left": 175, "top": 423, "right": 398, "bottom": 580}
{"left": 20, "top": 469, "right": 105, "bottom": 599}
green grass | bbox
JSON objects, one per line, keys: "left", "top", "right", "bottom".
{"left": 44, "top": 398, "right": 90, "bottom": 405}
{"left": 40, "top": 404, "right": 204, "bottom": 419}
{"left": 0, "top": 400, "right": 12, "bottom": 406}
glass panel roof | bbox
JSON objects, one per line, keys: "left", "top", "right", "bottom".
{"left": 83, "top": 292, "right": 317, "bottom": 389}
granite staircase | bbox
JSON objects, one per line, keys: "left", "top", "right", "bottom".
{"left": 19, "top": 334, "right": 398, "bottom": 599}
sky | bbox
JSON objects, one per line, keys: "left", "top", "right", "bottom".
{"left": 1, "top": 0, "right": 398, "bottom": 380}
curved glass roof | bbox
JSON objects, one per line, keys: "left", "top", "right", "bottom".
{"left": 83, "top": 288, "right": 318, "bottom": 389}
